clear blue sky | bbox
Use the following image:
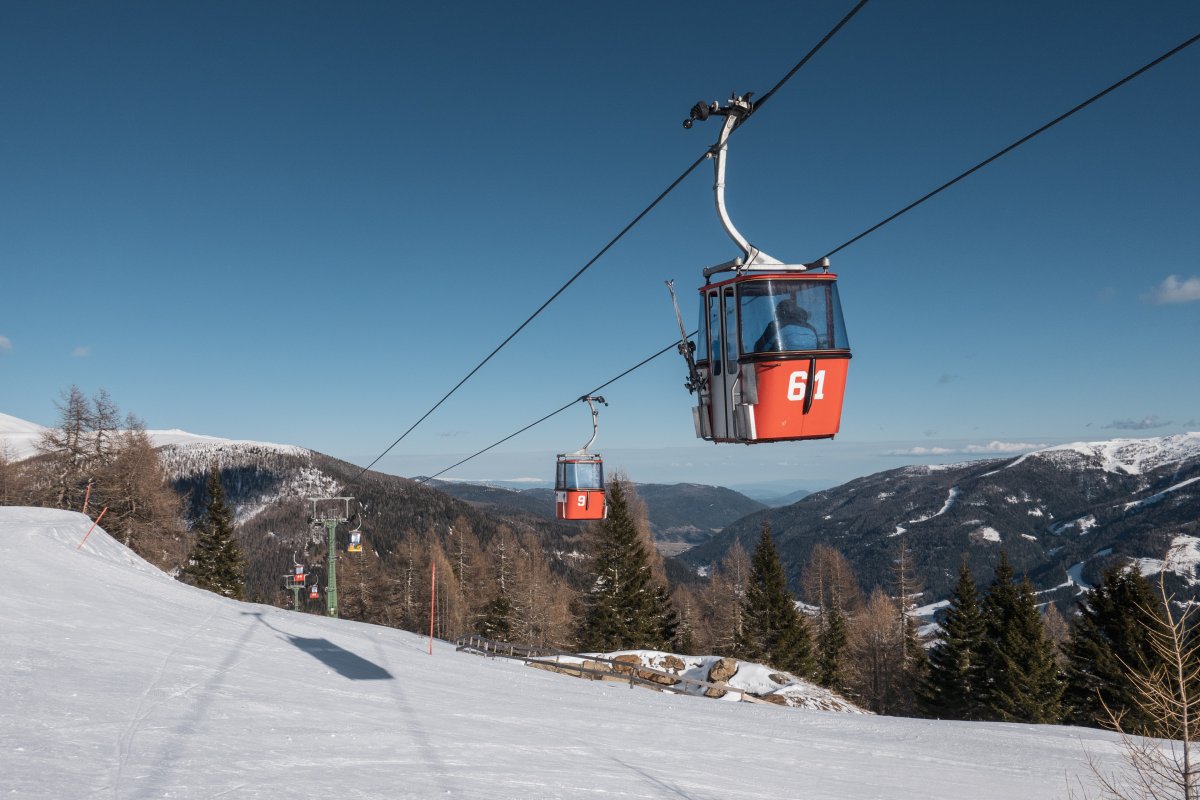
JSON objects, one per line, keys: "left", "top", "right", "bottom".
{"left": 3, "top": 1, "right": 1198, "bottom": 491}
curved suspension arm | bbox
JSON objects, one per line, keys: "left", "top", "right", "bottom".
{"left": 712, "top": 112, "right": 753, "bottom": 261}
{"left": 686, "top": 93, "right": 787, "bottom": 273}
{"left": 576, "top": 395, "right": 607, "bottom": 454}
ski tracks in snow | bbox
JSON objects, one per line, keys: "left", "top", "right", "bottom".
{"left": 110, "top": 607, "right": 260, "bottom": 800}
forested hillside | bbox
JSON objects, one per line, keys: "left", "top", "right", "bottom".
{"left": 163, "top": 446, "right": 587, "bottom": 606}
{"left": 430, "top": 479, "right": 765, "bottom": 555}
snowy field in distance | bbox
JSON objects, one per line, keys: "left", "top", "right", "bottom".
{"left": 0, "top": 411, "right": 304, "bottom": 461}
{"left": 3, "top": 506, "right": 1133, "bottom": 799}
{"left": 0, "top": 412, "right": 46, "bottom": 460}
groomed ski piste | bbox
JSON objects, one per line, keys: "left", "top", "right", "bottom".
{"left": 4, "top": 507, "right": 1132, "bottom": 799}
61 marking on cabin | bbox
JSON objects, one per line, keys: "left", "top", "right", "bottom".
{"left": 787, "top": 370, "right": 826, "bottom": 402}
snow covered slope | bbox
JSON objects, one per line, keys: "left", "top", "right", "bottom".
{"left": 147, "top": 428, "right": 307, "bottom": 455}
{"left": 3, "top": 506, "right": 1132, "bottom": 799}
{"left": 1010, "top": 433, "right": 1200, "bottom": 475}
{"left": 0, "top": 411, "right": 47, "bottom": 460}
{"left": 0, "top": 411, "right": 304, "bottom": 463}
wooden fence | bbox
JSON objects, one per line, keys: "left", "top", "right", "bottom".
{"left": 454, "top": 634, "right": 768, "bottom": 705}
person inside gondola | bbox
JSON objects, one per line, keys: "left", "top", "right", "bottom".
{"left": 754, "top": 298, "right": 819, "bottom": 352}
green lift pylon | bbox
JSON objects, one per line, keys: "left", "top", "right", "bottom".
{"left": 308, "top": 497, "right": 354, "bottom": 618}
{"left": 284, "top": 555, "right": 306, "bottom": 611}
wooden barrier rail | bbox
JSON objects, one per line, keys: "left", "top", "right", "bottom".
{"left": 454, "top": 634, "right": 768, "bottom": 705}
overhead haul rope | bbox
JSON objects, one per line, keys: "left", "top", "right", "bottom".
{"left": 414, "top": 333, "right": 697, "bottom": 485}
{"left": 337, "top": 156, "right": 703, "bottom": 493}
{"left": 818, "top": 31, "right": 1200, "bottom": 260}
{"left": 410, "top": 24, "right": 1198, "bottom": 484}
{"left": 337, "top": 1, "right": 871, "bottom": 493}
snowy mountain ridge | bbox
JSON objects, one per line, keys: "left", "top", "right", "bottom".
{"left": 148, "top": 429, "right": 308, "bottom": 458}
{"left": 1009, "top": 432, "right": 1200, "bottom": 476}
{"left": 0, "top": 411, "right": 46, "bottom": 459}
{"left": 0, "top": 410, "right": 306, "bottom": 463}
{"left": 683, "top": 430, "right": 1200, "bottom": 607}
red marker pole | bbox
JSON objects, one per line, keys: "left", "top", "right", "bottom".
{"left": 76, "top": 506, "right": 108, "bottom": 550}
{"left": 81, "top": 479, "right": 93, "bottom": 515}
{"left": 429, "top": 561, "right": 436, "bottom": 655}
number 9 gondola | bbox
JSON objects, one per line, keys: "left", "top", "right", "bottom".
{"left": 554, "top": 396, "right": 608, "bottom": 520}
{"left": 669, "top": 93, "right": 851, "bottom": 444}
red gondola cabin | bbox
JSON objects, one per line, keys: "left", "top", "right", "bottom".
{"left": 555, "top": 454, "right": 606, "bottom": 520}
{"left": 673, "top": 92, "right": 852, "bottom": 443}
{"left": 693, "top": 272, "right": 850, "bottom": 443}
{"left": 554, "top": 396, "right": 608, "bottom": 520}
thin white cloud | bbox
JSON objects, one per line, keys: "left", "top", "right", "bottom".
{"left": 1149, "top": 275, "right": 1200, "bottom": 304}
{"left": 71, "top": 346, "right": 90, "bottom": 358}
{"left": 1103, "top": 416, "right": 1172, "bottom": 431}
{"left": 884, "top": 446, "right": 956, "bottom": 456}
{"left": 883, "top": 441, "right": 1042, "bottom": 457}
{"left": 961, "top": 441, "right": 1042, "bottom": 454}
{"left": 0, "top": 335, "right": 11, "bottom": 353}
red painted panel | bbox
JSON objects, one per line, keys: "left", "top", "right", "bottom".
{"left": 556, "top": 489, "right": 607, "bottom": 520}
{"left": 751, "top": 357, "right": 849, "bottom": 441}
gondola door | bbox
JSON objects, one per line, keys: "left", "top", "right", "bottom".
{"left": 701, "top": 284, "right": 749, "bottom": 443}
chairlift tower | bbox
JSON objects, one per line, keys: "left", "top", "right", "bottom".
{"left": 283, "top": 554, "right": 307, "bottom": 611}
{"left": 308, "top": 497, "right": 354, "bottom": 618}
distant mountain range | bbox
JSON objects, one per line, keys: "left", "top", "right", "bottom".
{"left": 675, "top": 434, "right": 1200, "bottom": 607}
{"left": 6, "top": 411, "right": 1197, "bottom": 608}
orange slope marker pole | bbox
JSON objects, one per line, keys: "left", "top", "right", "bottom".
{"left": 75, "top": 506, "right": 108, "bottom": 550}
{"left": 429, "top": 560, "right": 436, "bottom": 656}
{"left": 81, "top": 479, "right": 93, "bottom": 514}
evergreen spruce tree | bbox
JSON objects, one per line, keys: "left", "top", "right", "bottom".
{"left": 182, "top": 465, "right": 245, "bottom": 600}
{"left": 1062, "top": 566, "right": 1163, "bottom": 730}
{"left": 479, "top": 592, "right": 514, "bottom": 641}
{"left": 736, "top": 521, "right": 814, "bottom": 677}
{"left": 816, "top": 604, "right": 849, "bottom": 690}
{"left": 575, "top": 479, "right": 676, "bottom": 651}
{"left": 980, "top": 552, "right": 1063, "bottom": 723}
{"left": 920, "top": 562, "right": 987, "bottom": 719}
